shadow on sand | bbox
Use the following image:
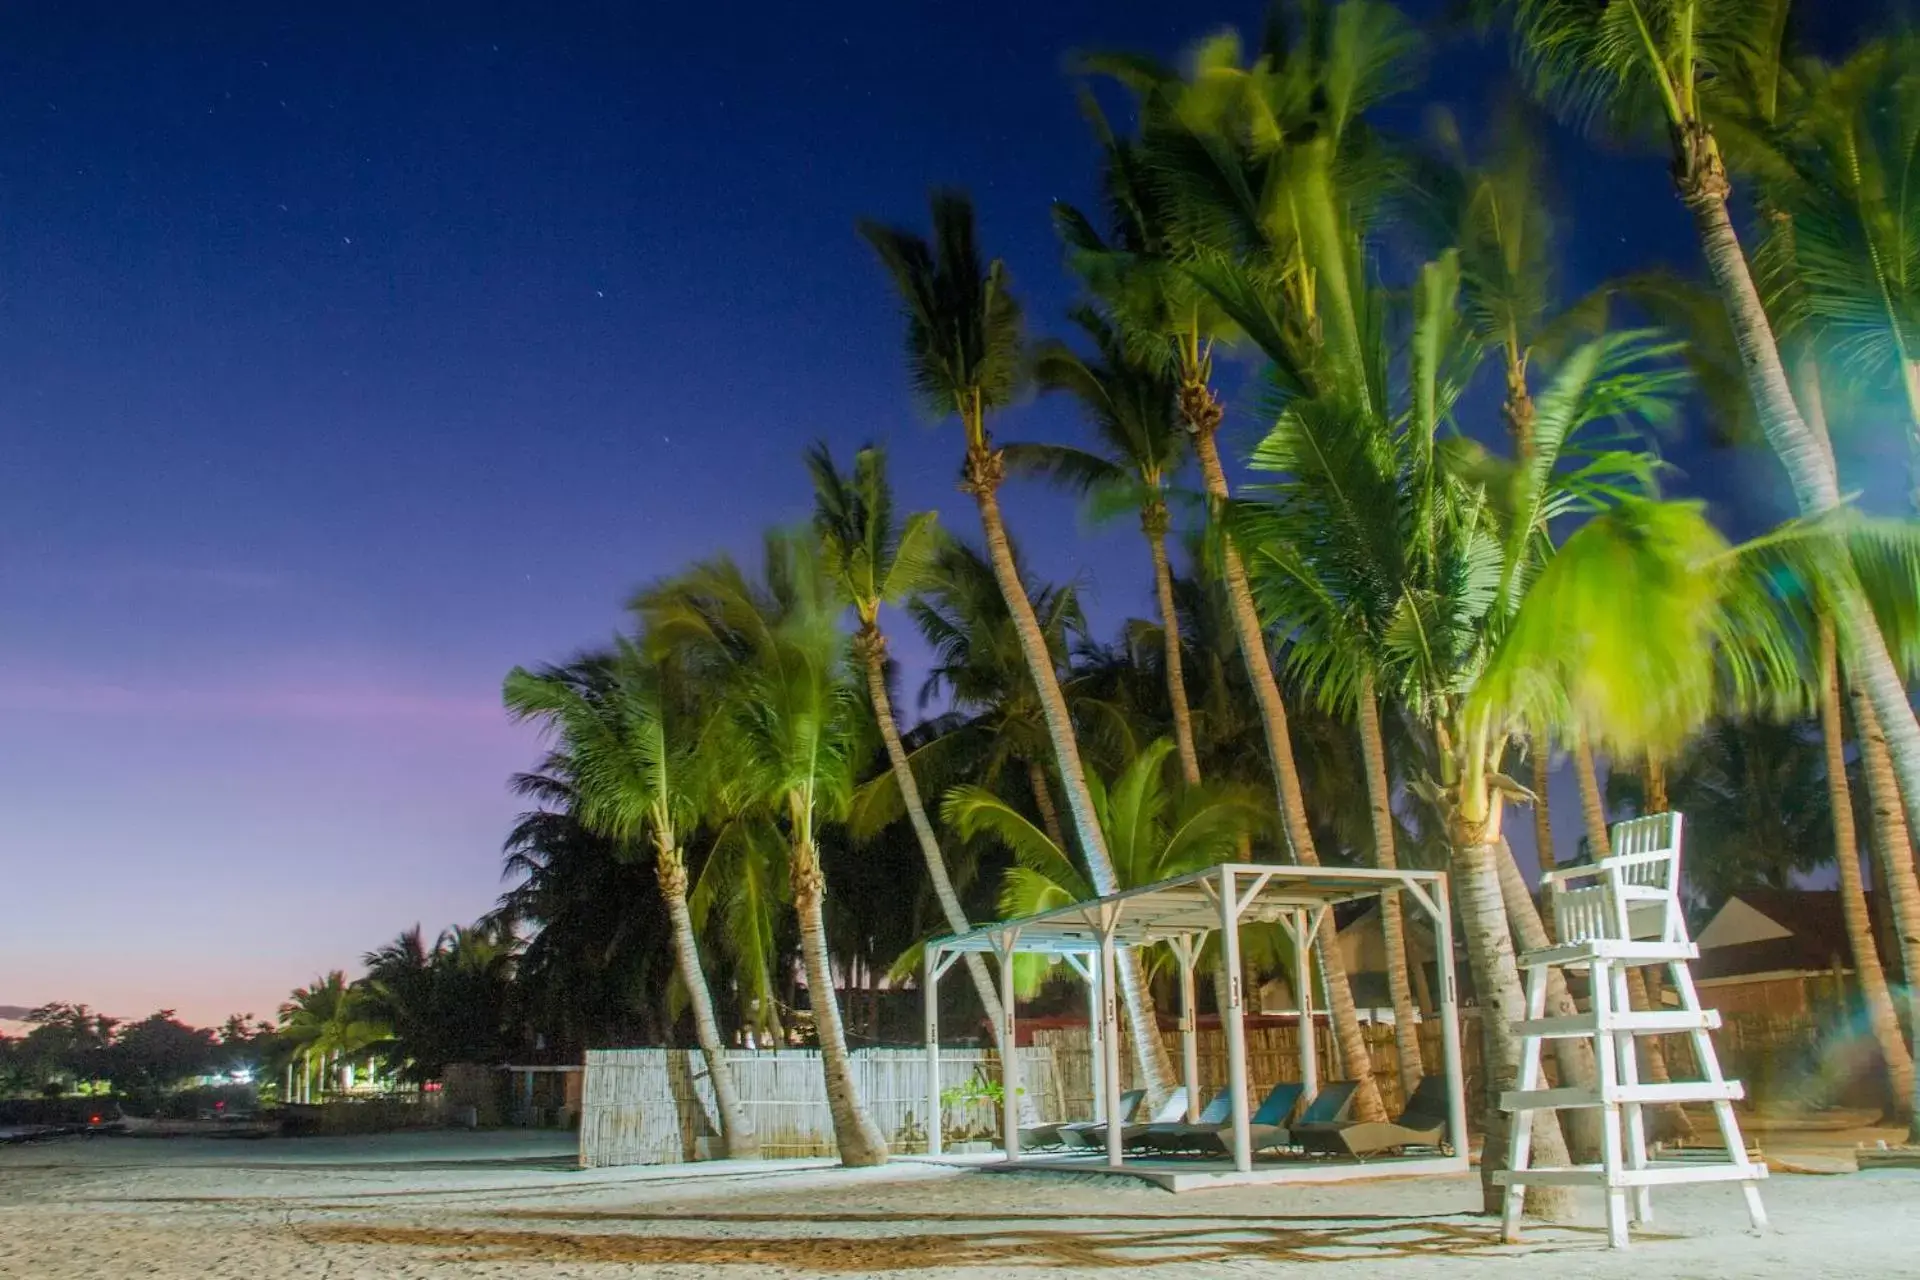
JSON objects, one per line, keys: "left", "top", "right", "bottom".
{"left": 307, "top": 1211, "right": 1617, "bottom": 1270}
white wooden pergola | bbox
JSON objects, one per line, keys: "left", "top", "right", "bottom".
{"left": 923, "top": 863, "right": 1470, "bottom": 1190}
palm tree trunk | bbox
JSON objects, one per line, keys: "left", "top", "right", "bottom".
{"left": 658, "top": 847, "right": 759, "bottom": 1160}
{"left": 1527, "top": 747, "right": 1556, "bottom": 880}
{"left": 1528, "top": 746, "right": 1558, "bottom": 946}
{"left": 1146, "top": 517, "right": 1202, "bottom": 785}
{"left": 1493, "top": 840, "right": 1603, "bottom": 1163}
{"left": 1845, "top": 676, "right": 1920, "bottom": 1139}
{"left": 1187, "top": 419, "right": 1385, "bottom": 1122}
{"left": 1188, "top": 426, "right": 1317, "bottom": 860}
{"left": 965, "top": 452, "right": 1175, "bottom": 1104}
{"left": 1681, "top": 154, "right": 1920, "bottom": 889}
{"left": 1026, "top": 758, "right": 1068, "bottom": 852}
{"left": 1572, "top": 735, "right": 1610, "bottom": 862}
{"left": 1820, "top": 627, "right": 1917, "bottom": 1121}
{"left": 1643, "top": 759, "right": 1669, "bottom": 813}
{"left": 1357, "top": 676, "right": 1423, "bottom": 1100}
{"left": 1573, "top": 737, "right": 1689, "bottom": 1140}
{"left": 859, "top": 632, "right": 1009, "bottom": 1053}
{"left": 790, "top": 832, "right": 889, "bottom": 1166}
{"left": 1453, "top": 820, "right": 1574, "bottom": 1220}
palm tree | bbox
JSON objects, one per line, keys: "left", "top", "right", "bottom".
{"left": 1496, "top": 0, "right": 1920, "bottom": 883}
{"left": 1012, "top": 309, "right": 1202, "bottom": 784}
{"left": 806, "top": 441, "right": 1009, "bottom": 1049}
{"left": 1061, "top": 15, "right": 1432, "bottom": 1122}
{"left": 848, "top": 538, "right": 1080, "bottom": 852}
{"left": 1233, "top": 268, "right": 1461, "bottom": 1104}
{"left": 493, "top": 794, "right": 677, "bottom": 1051}
{"left": 361, "top": 923, "right": 516, "bottom": 1086}
{"left": 278, "top": 972, "right": 386, "bottom": 1102}
{"left": 639, "top": 533, "right": 890, "bottom": 1166}
{"left": 860, "top": 192, "right": 1177, "bottom": 1104}
{"left": 1817, "top": 629, "right": 1917, "bottom": 1125}
{"left": 944, "top": 738, "right": 1260, "bottom": 991}
{"left": 1768, "top": 39, "right": 1920, "bottom": 504}
{"left": 503, "top": 645, "right": 759, "bottom": 1159}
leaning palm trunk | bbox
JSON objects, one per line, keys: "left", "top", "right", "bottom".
{"left": 965, "top": 442, "right": 1177, "bottom": 1102}
{"left": 1679, "top": 142, "right": 1920, "bottom": 876}
{"left": 1357, "top": 678, "right": 1424, "bottom": 1100}
{"left": 858, "top": 630, "right": 1009, "bottom": 1054}
{"left": 1819, "top": 628, "right": 1917, "bottom": 1121}
{"left": 1572, "top": 737, "right": 1689, "bottom": 1141}
{"left": 1528, "top": 747, "right": 1558, "bottom": 946}
{"left": 1026, "top": 758, "right": 1068, "bottom": 851}
{"left": 1845, "top": 678, "right": 1920, "bottom": 1138}
{"left": 1146, "top": 512, "right": 1202, "bottom": 786}
{"left": 791, "top": 833, "right": 889, "bottom": 1166}
{"left": 1187, "top": 396, "right": 1385, "bottom": 1123}
{"left": 659, "top": 848, "right": 759, "bottom": 1159}
{"left": 1493, "top": 841, "right": 1603, "bottom": 1164}
{"left": 1454, "top": 823, "right": 1574, "bottom": 1221}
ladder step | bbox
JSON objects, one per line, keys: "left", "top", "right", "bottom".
{"left": 1502, "top": 1081, "right": 1744, "bottom": 1111}
{"left": 1519, "top": 940, "right": 1697, "bottom": 967}
{"left": 1494, "top": 1161, "right": 1767, "bottom": 1188}
{"left": 1514, "top": 1009, "right": 1720, "bottom": 1038}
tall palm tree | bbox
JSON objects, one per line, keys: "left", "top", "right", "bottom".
{"left": 1063, "top": 12, "right": 1429, "bottom": 1122}
{"left": 1818, "top": 630, "right": 1916, "bottom": 1121}
{"left": 1012, "top": 309, "right": 1202, "bottom": 784}
{"left": 806, "top": 441, "right": 1009, "bottom": 1049}
{"left": 503, "top": 645, "right": 759, "bottom": 1159}
{"left": 1234, "top": 264, "right": 1465, "bottom": 1104}
{"left": 1496, "top": 0, "right": 1920, "bottom": 881}
{"left": 860, "top": 192, "right": 1177, "bottom": 1104}
{"left": 639, "top": 533, "right": 890, "bottom": 1166}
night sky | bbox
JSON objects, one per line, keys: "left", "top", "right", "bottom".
{"left": 0, "top": 2, "right": 1894, "bottom": 1028}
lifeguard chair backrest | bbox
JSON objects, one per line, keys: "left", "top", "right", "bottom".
{"left": 1609, "top": 811, "right": 1685, "bottom": 942}
{"left": 1546, "top": 811, "right": 1686, "bottom": 945}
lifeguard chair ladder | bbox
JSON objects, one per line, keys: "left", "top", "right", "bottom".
{"left": 1494, "top": 811, "right": 1767, "bottom": 1249}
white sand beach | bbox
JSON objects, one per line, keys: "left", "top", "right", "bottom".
{"left": 2, "top": 1129, "right": 1916, "bottom": 1278}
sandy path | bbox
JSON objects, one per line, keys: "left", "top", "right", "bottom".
{"left": 2, "top": 1132, "right": 1915, "bottom": 1277}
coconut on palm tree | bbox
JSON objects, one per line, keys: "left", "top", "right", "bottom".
{"left": 807, "top": 441, "right": 1009, "bottom": 1050}
{"left": 860, "top": 191, "right": 1178, "bottom": 1105}
{"left": 503, "top": 644, "right": 760, "bottom": 1159}
{"left": 638, "top": 533, "right": 890, "bottom": 1166}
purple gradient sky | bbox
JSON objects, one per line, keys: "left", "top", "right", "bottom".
{"left": 0, "top": 2, "right": 1886, "bottom": 1029}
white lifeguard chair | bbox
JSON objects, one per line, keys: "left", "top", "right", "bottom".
{"left": 1495, "top": 811, "right": 1767, "bottom": 1248}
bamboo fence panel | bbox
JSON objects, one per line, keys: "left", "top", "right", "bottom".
{"left": 581, "top": 1046, "right": 1061, "bottom": 1168}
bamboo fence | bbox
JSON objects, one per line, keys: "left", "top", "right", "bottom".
{"left": 580, "top": 1046, "right": 1062, "bottom": 1168}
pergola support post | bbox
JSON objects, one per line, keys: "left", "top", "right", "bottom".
{"left": 1431, "top": 876, "right": 1469, "bottom": 1159}
{"left": 1220, "top": 866, "right": 1252, "bottom": 1173}
{"left": 924, "top": 942, "right": 943, "bottom": 1156}
{"left": 1175, "top": 934, "right": 1201, "bottom": 1122}
{"left": 995, "top": 929, "right": 1021, "bottom": 1162}
{"left": 1292, "top": 907, "right": 1319, "bottom": 1100}
{"left": 1099, "top": 918, "right": 1125, "bottom": 1169}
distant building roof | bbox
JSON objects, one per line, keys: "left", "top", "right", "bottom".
{"left": 1695, "top": 889, "right": 1859, "bottom": 982}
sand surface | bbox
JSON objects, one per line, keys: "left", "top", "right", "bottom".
{"left": 2, "top": 1129, "right": 1916, "bottom": 1277}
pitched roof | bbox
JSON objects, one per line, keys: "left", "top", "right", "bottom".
{"left": 1695, "top": 889, "right": 1858, "bottom": 981}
